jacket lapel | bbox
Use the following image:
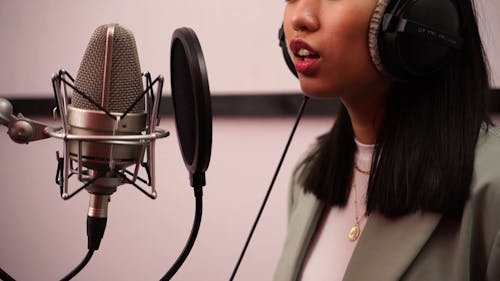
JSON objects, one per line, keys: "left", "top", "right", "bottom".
{"left": 274, "top": 191, "right": 325, "bottom": 281}
{"left": 343, "top": 212, "right": 442, "bottom": 281}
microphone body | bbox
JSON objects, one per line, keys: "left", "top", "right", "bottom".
{"left": 67, "top": 24, "right": 150, "bottom": 233}
{"left": 69, "top": 24, "right": 146, "bottom": 172}
{"left": 62, "top": 23, "right": 161, "bottom": 253}
{"left": 67, "top": 107, "right": 146, "bottom": 171}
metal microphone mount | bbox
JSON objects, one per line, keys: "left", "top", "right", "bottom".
{"left": 0, "top": 98, "right": 52, "bottom": 144}
{"left": 0, "top": 69, "right": 169, "bottom": 202}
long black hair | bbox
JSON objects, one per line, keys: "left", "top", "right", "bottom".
{"left": 297, "top": 0, "right": 491, "bottom": 218}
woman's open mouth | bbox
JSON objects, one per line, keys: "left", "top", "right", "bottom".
{"left": 290, "top": 39, "right": 320, "bottom": 74}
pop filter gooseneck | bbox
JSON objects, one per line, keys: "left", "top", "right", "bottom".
{"left": 161, "top": 27, "right": 212, "bottom": 280}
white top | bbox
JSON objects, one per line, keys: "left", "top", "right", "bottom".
{"left": 299, "top": 140, "right": 374, "bottom": 281}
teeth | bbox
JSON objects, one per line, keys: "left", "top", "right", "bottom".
{"left": 298, "top": 48, "right": 312, "bottom": 57}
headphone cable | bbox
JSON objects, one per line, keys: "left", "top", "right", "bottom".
{"left": 0, "top": 266, "right": 15, "bottom": 281}
{"left": 229, "top": 96, "right": 309, "bottom": 281}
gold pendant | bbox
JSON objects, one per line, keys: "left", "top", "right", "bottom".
{"left": 349, "top": 225, "right": 360, "bottom": 241}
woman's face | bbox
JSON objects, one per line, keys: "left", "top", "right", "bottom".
{"left": 284, "top": 0, "right": 390, "bottom": 99}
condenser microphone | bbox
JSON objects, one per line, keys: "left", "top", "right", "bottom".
{"left": 63, "top": 25, "right": 146, "bottom": 253}
{"left": 0, "top": 23, "right": 168, "bottom": 280}
{"left": 68, "top": 24, "right": 146, "bottom": 222}
{"left": 50, "top": 23, "right": 167, "bottom": 280}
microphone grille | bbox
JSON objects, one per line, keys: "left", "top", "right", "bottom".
{"left": 73, "top": 24, "right": 144, "bottom": 113}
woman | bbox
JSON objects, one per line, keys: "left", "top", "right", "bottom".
{"left": 274, "top": 0, "right": 500, "bottom": 280}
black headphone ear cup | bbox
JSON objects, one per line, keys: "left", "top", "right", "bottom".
{"left": 278, "top": 24, "right": 298, "bottom": 78}
{"left": 376, "top": 0, "right": 461, "bottom": 80}
{"left": 378, "top": 31, "right": 410, "bottom": 79}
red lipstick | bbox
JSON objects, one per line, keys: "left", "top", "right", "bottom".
{"left": 289, "top": 39, "right": 320, "bottom": 75}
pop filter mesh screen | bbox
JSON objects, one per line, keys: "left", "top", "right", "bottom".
{"left": 171, "top": 39, "right": 196, "bottom": 166}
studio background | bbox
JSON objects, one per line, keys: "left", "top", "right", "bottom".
{"left": 1, "top": 1, "right": 499, "bottom": 280}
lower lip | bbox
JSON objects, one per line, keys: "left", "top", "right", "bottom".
{"left": 295, "top": 58, "right": 319, "bottom": 74}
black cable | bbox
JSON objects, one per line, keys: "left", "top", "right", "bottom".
{"left": 60, "top": 250, "right": 94, "bottom": 281}
{"left": 229, "top": 96, "right": 309, "bottom": 281}
{"left": 59, "top": 215, "right": 106, "bottom": 281}
{"left": 0, "top": 215, "right": 103, "bottom": 281}
{"left": 0, "top": 266, "right": 16, "bottom": 281}
{"left": 161, "top": 186, "right": 204, "bottom": 280}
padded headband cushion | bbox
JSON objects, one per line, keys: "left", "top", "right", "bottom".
{"left": 368, "top": 0, "right": 390, "bottom": 74}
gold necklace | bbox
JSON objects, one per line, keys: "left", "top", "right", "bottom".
{"left": 348, "top": 181, "right": 361, "bottom": 241}
{"left": 349, "top": 165, "right": 370, "bottom": 241}
{"left": 354, "top": 163, "right": 370, "bottom": 175}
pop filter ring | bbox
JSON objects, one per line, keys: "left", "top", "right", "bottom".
{"left": 170, "top": 27, "right": 212, "bottom": 188}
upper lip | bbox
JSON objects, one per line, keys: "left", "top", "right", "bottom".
{"left": 289, "top": 39, "right": 319, "bottom": 58}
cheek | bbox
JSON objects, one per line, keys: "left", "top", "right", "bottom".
{"left": 311, "top": 13, "right": 379, "bottom": 96}
{"left": 283, "top": 8, "right": 294, "bottom": 41}
{"left": 307, "top": 57, "right": 381, "bottom": 99}
{"left": 325, "top": 14, "right": 372, "bottom": 69}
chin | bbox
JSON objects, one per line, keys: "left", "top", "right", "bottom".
{"left": 299, "top": 79, "right": 343, "bottom": 99}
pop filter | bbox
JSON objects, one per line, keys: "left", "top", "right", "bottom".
{"left": 170, "top": 27, "right": 212, "bottom": 188}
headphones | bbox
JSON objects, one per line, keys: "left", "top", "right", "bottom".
{"left": 279, "top": 0, "right": 463, "bottom": 80}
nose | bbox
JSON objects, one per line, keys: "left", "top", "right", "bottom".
{"left": 290, "top": 1, "right": 320, "bottom": 33}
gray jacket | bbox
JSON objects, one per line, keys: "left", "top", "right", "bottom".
{"left": 274, "top": 127, "right": 500, "bottom": 281}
